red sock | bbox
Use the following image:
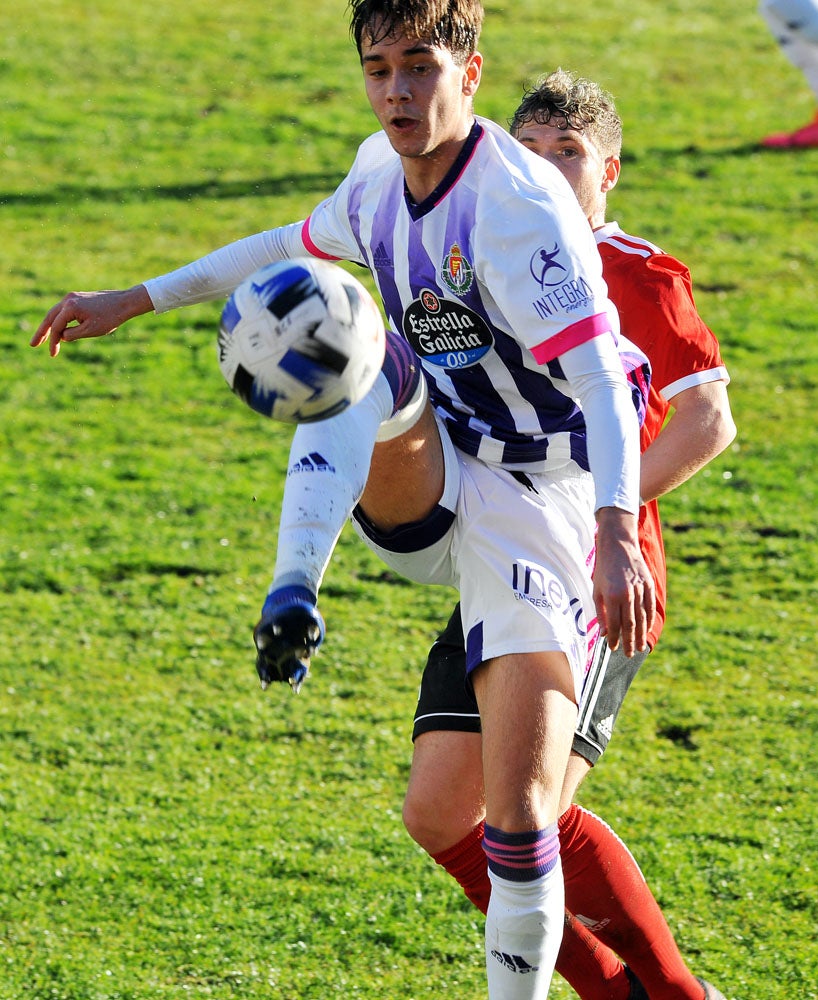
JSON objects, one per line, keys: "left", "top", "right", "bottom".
{"left": 557, "top": 910, "right": 633, "bottom": 1000}
{"left": 432, "top": 822, "right": 636, "bottom": 1000}
{"left": 559, "top": 804, "right": 705, "bottom": 1000}
{"left": 431, "top": 821, "right": 491, "bottom": 914}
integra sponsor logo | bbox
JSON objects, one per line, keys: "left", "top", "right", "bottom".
{"left": 403, "top": 288, "right": 493, "bottom": 369}
{"left": 531, "top": 275, "right": 594, "bottom": 320}
{"left": 530, "top": 244, "right": 568, "bottom": 289}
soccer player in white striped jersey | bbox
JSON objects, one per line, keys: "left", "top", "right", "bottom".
{"left": 31, "top": 4, "right": 655, "bottom": 996}
{"left": 402, "top": 69, "right": 735, "bottom": 1000}
{"left": 760, "top": 0, "right": 818, "bottom": 147}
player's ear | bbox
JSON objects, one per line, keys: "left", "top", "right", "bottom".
{"left": 463, "top": 51, "right": 482, "bottom": 96}
{"left": 602, "top": 155, "right": 620, "bottom": 193}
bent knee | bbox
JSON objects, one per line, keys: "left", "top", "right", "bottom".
{"left": 402, "top": 786, "right": 485, "bottom": 855}
{"left": 402, "top": 793, "right": 447, "bottom": 852}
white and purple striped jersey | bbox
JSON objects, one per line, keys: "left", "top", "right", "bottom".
{"left": 300, "top": 116, "right": 647, "bottom": 474}
{"left": 146, "top": 116, "right": 648, "bottom": 493}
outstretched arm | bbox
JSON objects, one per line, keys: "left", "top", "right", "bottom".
{"left": 30, "top": 285, "right": 154, "bottom": 357}
{"left": 30, "top": 221, "right": 309, "bottom": 357}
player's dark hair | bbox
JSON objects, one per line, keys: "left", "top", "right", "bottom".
{"left": 510, "top": 68, "right": 622, "bottom": 157}
{"left": 348, "top": 0, "right": 483, "bottom": 64}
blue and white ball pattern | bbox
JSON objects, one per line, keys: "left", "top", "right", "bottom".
{"left": 218, "top": 258, "right": 386, "bottom": 423}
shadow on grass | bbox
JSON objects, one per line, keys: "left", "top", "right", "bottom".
{"left": 622, "top": 140, "right": 796, "bottom": 164}
{"left": 0, "top": 171, "right": 348, "bottom": 208}
{"left": 7, "top": 143, "right": 800, "bottom": 210}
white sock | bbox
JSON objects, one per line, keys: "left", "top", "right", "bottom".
{"left": 271, "top": 373, "right": 393, "bottom": 595}
{"left": 484, "top": 864, "right": 564, "bottom": 1000}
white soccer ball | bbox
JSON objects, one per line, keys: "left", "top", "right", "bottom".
{"left": 217, "top": 258, "right": 386, "bottom": 423}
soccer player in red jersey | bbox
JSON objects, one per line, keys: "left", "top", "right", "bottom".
{"left": 402, "top": 69, "right": 736, "bottom": 1000}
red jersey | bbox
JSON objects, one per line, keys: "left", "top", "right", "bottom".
{"left": 596, "top": 222, "right": 729, "bottom": 648}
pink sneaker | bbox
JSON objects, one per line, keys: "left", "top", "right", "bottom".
{"left": 762, "top": 111, "right": 818, "bottom": 148}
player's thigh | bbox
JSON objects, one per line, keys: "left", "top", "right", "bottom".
{"left": 456, "top": 459, "right": 597, "bottom": 700}
{"left": 403, "top": 730, "right": 485, "bottom": 851}
{"left": 473, "top": 650, "right": 578, "bottom": 832}
{"left": 352, "top": 415, "right": 461, "bottom": 586}
{"left": 559, "top": 752, "right": 593, "bottom": 814}
{"left": 559, "top": 642, "right": 650, "bottom": 812}
{"left": 359, "top": 401, "right": 445, "bottom": 528}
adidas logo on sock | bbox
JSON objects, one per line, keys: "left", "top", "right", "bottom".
{"left": 372, "top": 241, "right": 393, "bottom": 268}
{"left": 574, "top": 913, "right": 611, "bottom": 934}
{"left": 289, "top": 452, "right": 335, "bottom": 475}
{"left": 490, "top": 951, "right": 539, "bottom": 974}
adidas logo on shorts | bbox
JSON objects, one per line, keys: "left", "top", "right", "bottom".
{"left": 598, "top": 714, "right": 615, "bottom": 739}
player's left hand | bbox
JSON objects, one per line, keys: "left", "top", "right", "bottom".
{"left": 592, "top": 506, "right": 655, "bottom": 657}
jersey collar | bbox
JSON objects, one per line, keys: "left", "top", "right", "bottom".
{"left": 404, "top": 120, "right": 483, "bottom": 221}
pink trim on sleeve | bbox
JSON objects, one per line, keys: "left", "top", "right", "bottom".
{"left": 301, "top": 217, "right": 342, "bottom": 260}
{"left": 531, "top": 312, "right": 613, "bottom": 364}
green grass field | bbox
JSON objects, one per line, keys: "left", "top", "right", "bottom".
{"left": 1, "top": 1, "right": 817, "bottom": 997}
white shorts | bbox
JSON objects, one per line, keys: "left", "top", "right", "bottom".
{"left": 352, "top": 422, "right": 599, "bottom": 704}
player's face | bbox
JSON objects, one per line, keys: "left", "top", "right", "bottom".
{"left": 515, "top": 121, "right": 617, "bottom": 227}
{"left": 360, "top": 26, "right": 482, "bottom": 199}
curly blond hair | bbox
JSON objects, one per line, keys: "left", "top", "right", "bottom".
{"left": 510, "top": 68, "right": 622, "bottom": 157}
